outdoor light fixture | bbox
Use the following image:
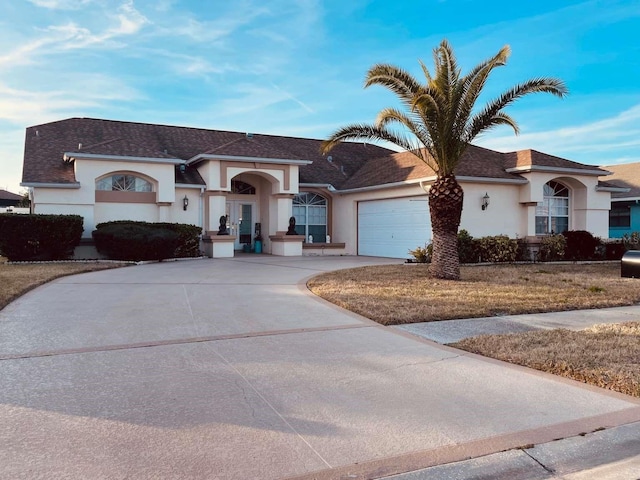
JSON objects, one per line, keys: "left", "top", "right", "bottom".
{"left": 481, "top": 192, "right": 490, "bottom": 211}
{"left": 183, "top": 195, "right": 189, "bottom": 211}
{"left": 179, "top": 164, "right": 186, "bottom": 173}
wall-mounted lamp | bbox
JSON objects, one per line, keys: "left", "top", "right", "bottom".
{"left": 481, "top": 192, "right": 490, "bottom": 211}
{"left": 179, "top": 164, "right": 186, "bottom": 173}
{"left": 183, "top": 195, "right": 189, "bottom": 211}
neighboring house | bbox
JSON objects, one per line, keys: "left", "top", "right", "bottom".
{"left": 21, "top": 118, "right": 618, "bottom": 259}
{"left": 0, "top": 189, "right": 23, "bottom": 207}
{"left": 602, "top": 162, "right": 640, "bottom": 238}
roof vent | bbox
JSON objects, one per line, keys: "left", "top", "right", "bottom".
{"left": 327, "top": 155, "right": 333, "bottom": 163}
{"left": 340, "top": 165, "right": 346, "bottom": 175}
{"left": 78, "top": 143, "right": 82, "bottom": 149}
{"left": 35, "top": 130, "right": 39, "bottom": 137}
{"left": 246, "top": 132, "right": 253, "bottom": 139}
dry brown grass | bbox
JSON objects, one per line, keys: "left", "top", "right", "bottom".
{"left": 452, "top": 322, "right": 640, "bottom": 397}
{"left": 307, "top": 263, "right": 639, "bottom": 325}
{"left": 0, "top": 257, "right": 127, "bottom": 310}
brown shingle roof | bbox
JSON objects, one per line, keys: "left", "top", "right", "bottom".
{"left": 504, "top": 150, "right": 608, "bottom": 173}
{"left": 602, "top": 162, "right": 640, "bottom": 198}
{"left": 22, "top": 118, "right": 393, "bottom": 188}
{"left": 340, "top": 145, "right": 526, "bottom": 190}
{"left": 0, "top": 189, "right": 23, "bottom": 201}
{"left": 22, "top": 118, "right": 608, "bottom": 190}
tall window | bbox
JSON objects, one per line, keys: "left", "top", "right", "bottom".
{"left": 293, "top": 192, "right": 327, "bottom": 241}
{"left": 96, "top": 174, "right": 152, "bottom": 192}
{"left": 536, "top": 181, "right": 569, "bottom": 234}
{"left": 610, "top": 202, "right": 631, "bottom": 228}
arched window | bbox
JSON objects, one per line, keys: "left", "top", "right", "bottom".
{"left": 96, "top": 174, "right": 152, "bottom": 192}
{"left": 231, "top": 180, "right": 255, "bottom": 194}
{"left": 293, "top": 192, "right": 327, "bottom": 241}
{"left": 536, "top": 181, "right": 569, "bottom": 234}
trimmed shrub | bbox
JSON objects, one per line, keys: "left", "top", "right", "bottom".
{"left": 457, "top": 229, "right": 478, "bottom": 264}
{"left": 604, "top": 241, "right": 626, "bottom": 260}
{"left": 477, "top": 235, "right": 518, "bottom": 263}
{"left": 93, "top": 221, "right": 202, "bottom": 261}
{"left": 562, "top": 230, "right": 599, "bottom": 261}
{"left": 0, "top": 213, "right": 83, "bottom": 261}
{"left": 515, "top": 238, "right": 532, "bottom": 262}
{"left": 537, "top": 234, "right": 566, "bottom": 262}
{"left": 93, "top": 223, "right": 180, "bottom": 261}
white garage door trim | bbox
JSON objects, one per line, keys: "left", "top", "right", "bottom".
{"left": 358, "top": 197, "right": 432, "bottom": 258}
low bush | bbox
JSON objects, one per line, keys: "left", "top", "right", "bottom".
{"left": 0, "top": 214, "right": 83, "bottom": 261}
{"left": 93, "top": 221, "right": 201, "bottom": 261}
{"left": 537, "top": 234, "right": 566, "bottom": 262}
{"left": 478, "top": 235, "right": 518, "bottom": 263}
{"left": 457, "top": 229, "right": 478, "bottom": 264}
{"left": 93, "top": 223, "right": 179, "bottom": 261}
{"left": 408, "top": 244, "right": 430, "bottom": 263}
{"left": 623, "top": 232, "right": 640, "bottom": 251}
{"left": 562, "top": 230, "right": 600, "bottom": 261}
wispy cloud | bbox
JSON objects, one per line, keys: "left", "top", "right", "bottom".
{"left": 478, "top": 103, "right": 640, "bottom": 164}
{"left": 27, "top": 0, "right": 93, "bottom": 10}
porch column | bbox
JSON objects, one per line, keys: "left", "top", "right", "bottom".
{"left": 275, "top": 194, "right": 294, "bottom": 234}
{"left": 204, "top": 191, "right": 227, "bottom": 234}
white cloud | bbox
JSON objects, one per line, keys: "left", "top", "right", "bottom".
{"left": 27, "top": 0, "right": 93, "bottom": 9}
{"left": 477, "top": 103, "right": 640, "bottom": 165}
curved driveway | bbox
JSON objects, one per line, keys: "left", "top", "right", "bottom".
{"left": 1, "top": 256, "right": 639, "bottom": 479}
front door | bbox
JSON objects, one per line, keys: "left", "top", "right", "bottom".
{"left": 226, "top": 201, "right": 255, "bottom": 250}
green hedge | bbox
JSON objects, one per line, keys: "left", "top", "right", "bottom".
{"left": 93, "top": 221, "right": 202, "bottom": 261}
{"left": 0, "top": 214, "right": 83, "bottom": 261}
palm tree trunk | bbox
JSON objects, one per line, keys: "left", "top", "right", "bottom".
{"left": 429, "top": 174, "right": 463, "bottom": 280}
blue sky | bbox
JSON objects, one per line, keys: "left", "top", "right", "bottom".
{"left": 1, "top": 0, "right": 639, "bottom": 193}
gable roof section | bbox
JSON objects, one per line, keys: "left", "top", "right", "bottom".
{"left": 0, "top": 189, "right": 22, "bottom": 201}
{"left": 601, "top": 162, "right": 640, "bottom": 199}
{"left": 504, "top": 150, "right": 608, "bottom": 175}
{"left": 340, "top": 145, "right": 526, "bottom": 190}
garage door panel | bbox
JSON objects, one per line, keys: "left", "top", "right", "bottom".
{"left": 358, "top": 198, "right": 431, "bottom": 258}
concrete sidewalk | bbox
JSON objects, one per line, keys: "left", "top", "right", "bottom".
{"left": 0, "top": 256, "right": 639, "bottom": 479}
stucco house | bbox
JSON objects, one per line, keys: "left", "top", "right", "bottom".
{"left": 21, "top": 117, "right": 620, "bottom": 259}
{"left": 0, "top": 189, "right": 23, "bottom": 207}
{"left": 602, "top": 162, "right": 640, "bottom": 238}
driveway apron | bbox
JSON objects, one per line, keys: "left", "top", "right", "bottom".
{"left": 1, "top": 256, "right": 639, "bottom": 480}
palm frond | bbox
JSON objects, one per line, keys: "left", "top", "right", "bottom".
{"left": 464, "top": 77, "right": 567, "bottom": 142}
{"left": 365, "top": 64, "right": 422, "bottom": 102}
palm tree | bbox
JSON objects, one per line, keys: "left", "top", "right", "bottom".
{"left": 321, "top": 40, "right": 567, "bottom": 280}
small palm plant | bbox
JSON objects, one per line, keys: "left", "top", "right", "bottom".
{"left": 322, "top": 40, "right": 567, "bottom": 279}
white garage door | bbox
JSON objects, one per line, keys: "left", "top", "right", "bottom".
{"left": 358, "top": 197, "right": 431, "bottom": 258}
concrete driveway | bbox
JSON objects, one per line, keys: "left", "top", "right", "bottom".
{"left": 1, "top": 256, "right": 639, "bottom": 479}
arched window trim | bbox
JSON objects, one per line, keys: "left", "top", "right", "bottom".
{"left": 231, "top": 180, "right": 256, "bottom": 195}
{"left": 536, "top": 180, "right": 570, "bottom": 235}
{"left": 96, "top": 173, "right": 154, "bottom": 192}
{"left": 293, "top": 192, "right": 328, "bottom": 242}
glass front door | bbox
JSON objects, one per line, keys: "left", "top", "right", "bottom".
{"left": 226, "top": 201, "right": 255, "bottom": 250}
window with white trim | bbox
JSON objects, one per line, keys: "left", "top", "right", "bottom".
{"left": 293, "top": 192, "right": 327, "bottom": 242}
{"left": 535, "top": 181, "right": 569, "bottom": 234}
{"left": 96, "top": 174, "right": 152, "bottom": 192}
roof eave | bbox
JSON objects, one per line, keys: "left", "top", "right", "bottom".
{"left": 505, "top": 165, "right": 609, "bottom": 176}
{"left": 21, "top": 182, "right": 81, "bottom": 189}
{"left": 187, "top": 153, "right": 313, "bottom": 166}
{"left": 64, "top": 152, "right": 184, "bottom": 165}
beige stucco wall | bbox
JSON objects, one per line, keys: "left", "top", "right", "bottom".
{"left": 332, "top": 173, "right": 612, "bottom": 255}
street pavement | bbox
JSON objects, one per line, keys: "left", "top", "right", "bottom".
{"left": 0, "top": 255, "right": 639, "bottom": 479}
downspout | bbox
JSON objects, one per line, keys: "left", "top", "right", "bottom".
{"left": 199, "top": 187, "right": 205, "bottom": 234}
